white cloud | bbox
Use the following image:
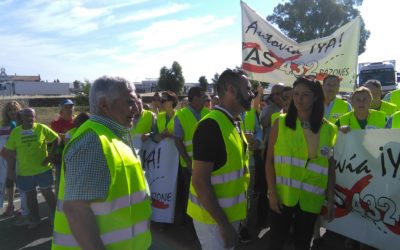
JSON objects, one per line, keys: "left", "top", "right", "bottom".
{"left": 105, "top": 37, "right": 241, "bottom": 83}
{"left": 11, "top": 1, "right": 107, "bottom": 35}
{"left": 7, "top": 1, "right": 190, "bottom": 37}
{"left": 0, "top": 0, "right": 13, "bottom": 6}
{"left": 0, "top": 1, "right": 241, "bottom": 83}
{"left": 123, "top": 15, "right": 236, "bottom": 50}
{"left": 105, "top": 3, "right": 191, "bottom": 25}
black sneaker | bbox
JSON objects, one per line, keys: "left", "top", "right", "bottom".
{"left": 239, "top": 227, "right": 252, "bottom": 244}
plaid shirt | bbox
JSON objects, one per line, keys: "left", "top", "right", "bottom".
{"left": 63, "top": 115, "right": 133, "bottom": 201}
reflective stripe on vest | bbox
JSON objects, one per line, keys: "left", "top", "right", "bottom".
{"left": 56, "top": 190, "right": 148, "bottom": 215}
{"left": 276, "top": 176, "right": 326, "bottom": 196}
{"left": 53, "top": 220, "right": 149, "bottom": 247}
{"left": 274, "top": 156, "right": 328, "bottom": 176}
{"left": 189, "top": 192, "right": 246, "bottom": 209}
{"left": 211, "top": 169, "right": 243, "bottom": 185}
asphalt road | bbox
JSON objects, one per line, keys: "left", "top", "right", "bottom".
{"left": 0, "top": 195, "right": 350, "bottom": 250}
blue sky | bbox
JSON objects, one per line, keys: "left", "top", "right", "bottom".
{"left": 0, "top": 0, "right": 398, "bottom": 84}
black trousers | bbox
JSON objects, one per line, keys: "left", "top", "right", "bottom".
{"left": 174, "top": 166, "right": 191, "bottom": 225}
{"left": 267, "top": 204, "right": 318, "bottom": 250}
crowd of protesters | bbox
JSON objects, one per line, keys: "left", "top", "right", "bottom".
{"left": 1, "top": 71, "right": 399, "bottom": 250}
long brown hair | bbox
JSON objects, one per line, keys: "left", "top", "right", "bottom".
{"left": 285, "top": 77, "right": 325, "bottom": 133}
{"left": 2, "top": 101, "right": 22, "bottom": 127}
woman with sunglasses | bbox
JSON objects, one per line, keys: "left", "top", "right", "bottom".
{"left": 153, "top": 91, "right": 179, "bottom": 142}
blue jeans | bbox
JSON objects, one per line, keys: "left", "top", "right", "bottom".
{"left": 17, "top": 170, "right": 54, "bottom": 192}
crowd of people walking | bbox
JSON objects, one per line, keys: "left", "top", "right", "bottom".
{"left": 1, "top": 70, "right": 400, "bottom": 250}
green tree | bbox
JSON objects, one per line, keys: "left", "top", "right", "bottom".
{"left": 211, "top": 73, "right": 219, "bottom": 84}
{"left": 158, "top": 61, "right": 185, "bottom": 94}
{"left": 74, "top": 79, "right": 91, "bottom": 106}
{"left": 198, "top": 76, "right": 208, "bottom": 91}
{"left": 211, "top": 73, "right": 220, "bottom": 93}
{"left": 267, "top": 0, "right": 370, "bottom": 55}
{"left": 82, "top": 79, "right": 91, "bottom": 95}
{"left": 73, "top": 80, "right": 82, "bottom": 89}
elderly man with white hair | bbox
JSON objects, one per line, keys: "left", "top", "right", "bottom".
{"left": 52, "top": 76, "right": 152, "bottom": 250}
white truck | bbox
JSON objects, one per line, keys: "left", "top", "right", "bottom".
{"left": 13, "top": 81, "right": 70, "bottom": 95}
{"left": 358, "top": 60, "right": 397, "bottom": 93}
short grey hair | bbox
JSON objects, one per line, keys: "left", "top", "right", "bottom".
{"left": 89, "top": 76, "right": 135, "bottom": 115}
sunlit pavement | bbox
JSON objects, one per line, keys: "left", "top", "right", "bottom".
{"left": 1, "top": 196, "right": 349, "bottom": 250}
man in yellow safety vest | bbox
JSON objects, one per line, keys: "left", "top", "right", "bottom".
{"left": 188, "top": 68, "right": 254, "bottom": 249}
{"left": 52, "top": 76, "right": 152, "bottom": 250}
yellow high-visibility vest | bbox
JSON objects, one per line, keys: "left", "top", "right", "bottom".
{"left": 187, "top": 110, "right": 248, "bottom": 224}
{"left": 274, "top": 115, "right": 337, "bottom": 214}
{"left": 52, "top": 120, "right": 152, "bottom": 250}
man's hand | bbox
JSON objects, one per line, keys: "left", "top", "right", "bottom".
{"left": 141, "top": 133, "right": 150, "bottom": 142}
{"left": 268, "top": 192, "right": 282, "bottom": 214}
{"left": 339, "top": 126, "right": 351, "bottom": 134}
{"left": 160, "top": 130, "right": 173, "bottom": 139}
{"left": 219, "top": 222, "right": 239, "bottom": 248}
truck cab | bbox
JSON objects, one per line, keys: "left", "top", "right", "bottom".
{"left": 358, "top": 60, "right": 397, "bottom": 93}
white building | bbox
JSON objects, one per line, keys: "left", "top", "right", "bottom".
{"left": 0, "top": 67, "right": 69, "bottom": 95}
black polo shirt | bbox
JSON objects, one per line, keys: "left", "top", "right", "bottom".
{"left": 193, "top": 107, "right": 246, "bottom": 171}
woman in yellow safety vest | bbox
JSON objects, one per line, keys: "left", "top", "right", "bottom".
{"left": 265, "top": 77, "right": 337, "bottom": 250}
{"left": 336, "top": 87, "right": 386, "bottom": 131}
{"left": 153, "top": 91, "right": 179, "bottom": 142}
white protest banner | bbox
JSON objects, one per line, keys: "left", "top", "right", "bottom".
{"left": 139, "top": 138, "right": 179, "bottom": 223}
{"left": 0, "top": 132, "right": 10, "bottom": 208}
{"left": 241, "top": 1, "right": 360, "bottom": 92}
{"left": 326, "top": 129, "right": 400, "bottom": 250}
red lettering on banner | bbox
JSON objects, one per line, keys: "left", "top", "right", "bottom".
{"left": 242, "top": 42, "right": 261, "bottom": 50}
{"left": 322, "top": 174, "right": 400, "bottom": 235}
{"left": 332, "top": 174, "right": 372, "bottom": 218}
{"left": 242, "top": 42, "right": 301, "bottom": 74}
